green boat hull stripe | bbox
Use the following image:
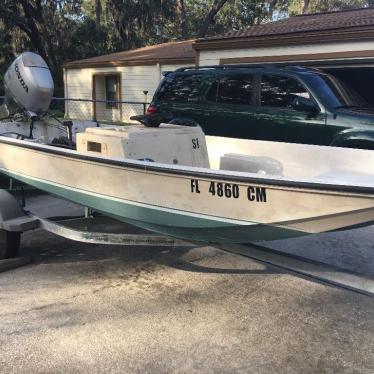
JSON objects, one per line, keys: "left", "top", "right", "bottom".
{"left": 2, "top": 169, "right": 308, "bottom": 242}
{"left": 2, "top": 168, "right": 256, "bottom": 227}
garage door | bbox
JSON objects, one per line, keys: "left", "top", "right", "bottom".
{"left": 321, "top": 66, "right": 374, "bottom": 107}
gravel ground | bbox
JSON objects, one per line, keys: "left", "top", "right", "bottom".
{"left": 0, "top": 194, "right": 373, "bottom": 374}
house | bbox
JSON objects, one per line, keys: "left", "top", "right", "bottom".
{"left": 63, "top": 40, "right": 195, "bottom": 122}
{"left": 64, "top": 7, "right": 374, "bottom": 123}
{"left": 194, "top": 7, "right": 374, "bottom": 105}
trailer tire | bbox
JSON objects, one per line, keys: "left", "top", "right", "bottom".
{"left": 0, "top": 230, "right": 21, "bottom": 259}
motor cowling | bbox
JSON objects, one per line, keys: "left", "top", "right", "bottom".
{"left": 2, "top": 52, "right": 54, "bottom": 118}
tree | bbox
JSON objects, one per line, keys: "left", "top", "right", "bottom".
{"left": 95, "top": 0, "right": 102, "bottom": 24}
{"left": 177, "top": 0, "right": 188, "bottom": 39}
{"left": 0, "top": 1, "right": 53, "bottom": 70}
{"left": 198, "top": 0, "right": 230, "bottom": 37}
{"left": 105, "top": 0, "right": 177, "bottom": 50}
{"left": 0, "top": 0, "right": 120, "bottom": 93}
{"left": 0, "top": 0, "right": 371, "bottom": 95}
{"left": 288, "top": 0, "right": 367, "bottom": 15}
{"left": 0, "top": 20, "right": 16, "bottom": 93}
{"left": 0, "top": 0, "right": 85, "bottom": 92}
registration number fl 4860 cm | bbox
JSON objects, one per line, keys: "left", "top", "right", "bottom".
{"left": 190, "top": 179, "right": 267, "bottom": 203}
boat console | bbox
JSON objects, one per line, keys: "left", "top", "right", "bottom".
{"left": 76, "top": 124, "right": 210, "bottom": 168}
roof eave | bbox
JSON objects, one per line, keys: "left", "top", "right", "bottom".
{"left": 193, "top": 26, "right": 374, "bottom": 51}
{"left": 63, "top": 57, "right": 195, "bottom": 69}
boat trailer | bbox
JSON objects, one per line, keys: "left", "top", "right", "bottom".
{"left": 0, "top": 189, "right": 373, "bottom": 298}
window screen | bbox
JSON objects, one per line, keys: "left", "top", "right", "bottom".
{"left": 261, "top": 75, "right": 311, "bottom": 108}
{"left": 157, "top": 74, "right": 204, "bottom": 102}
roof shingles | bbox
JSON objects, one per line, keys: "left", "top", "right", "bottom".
{"left": 199, "top": 7, "right": 374, "bottom": 41}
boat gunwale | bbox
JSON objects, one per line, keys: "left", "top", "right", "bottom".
{"left": 0, "top": 136, "right": 373, "bottom": 195}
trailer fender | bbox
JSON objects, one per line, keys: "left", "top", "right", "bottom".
{"left": 0, "top": 190, "right": 38, "bottom": 232}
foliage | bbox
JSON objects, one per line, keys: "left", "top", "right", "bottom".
{"left": 288, "top": 0, "right": 368, "bottom": 14}
{"left": 0, "top": 0, "right": 372, "bottom": 94}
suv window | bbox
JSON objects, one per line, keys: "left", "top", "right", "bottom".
{"left": 157, "top": 74, "right": 204, "bottom": 102}
{"left": 206, "top": 74, "right": 254, "bottom": 105}
{"left": 261, "top": 75, "right": 312, "bottom": 108}
{"left": 303, "top": 73, "right": 369, "bottom": 109}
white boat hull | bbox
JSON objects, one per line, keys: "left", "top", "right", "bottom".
{"left": 0, "top": 137, "right": 373, "bottom": 243}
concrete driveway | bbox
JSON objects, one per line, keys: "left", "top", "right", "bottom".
{"left": 0, "top": 194, "right": 373, "bottom": 374}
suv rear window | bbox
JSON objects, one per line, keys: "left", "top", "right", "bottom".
{"left": 207, "top": 74, "right": 255, "bottom": 105}
{"left": 157, "top": 74, "right": 204, "bottom": 102}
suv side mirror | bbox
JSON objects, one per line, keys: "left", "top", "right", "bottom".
{"left": 292, "top": 96, "right": 319, "bottom": 115}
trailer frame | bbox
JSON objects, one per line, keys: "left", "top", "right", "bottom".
{"left": 0, "top": 189, "right": 373, "bottom": 297}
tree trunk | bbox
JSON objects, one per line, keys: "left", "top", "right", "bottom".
{"left": 120, "top": 24, "right": 130, "bottom": 50}
{"left": 303, "top": 0, "right": 310, "bottom": 14}
{"left": 268, "top": 0, "right": 278, "bottom": 20}
{"left": 198, "top": 0, "right": 229, "bottom": 38}
{"left": 117, "top": 18, "right": 130, "bottom": 50}
{"left": 107, "top": 1, "right": 131, "bottom": 50}
{"left": 34, "top": 0, "right": 59, "bottom": 76}
{"left": 95, "top": 0, "right": 102, "bottom": 25}
{"left": 19, "top": 1, "right": 49, "bottom": 63}
{"left": 177, "top": 0, "right": 188, "bottom": 39}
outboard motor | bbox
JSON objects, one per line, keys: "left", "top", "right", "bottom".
{"left": 0, "top": 52, "right": 54, "bottom": 120}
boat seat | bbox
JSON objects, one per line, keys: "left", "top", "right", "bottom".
{"left": 220, "top": 153, "right": 283, "bottom": 176}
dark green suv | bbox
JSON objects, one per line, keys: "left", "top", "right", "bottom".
{"left": 132, "top": 65, "right": 374, "bottom": 150}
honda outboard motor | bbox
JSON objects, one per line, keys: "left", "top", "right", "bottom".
{"left": 0, "top": 52, "right": 54, "bottom": 119}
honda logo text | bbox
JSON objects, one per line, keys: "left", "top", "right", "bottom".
{"left": 15, "top": 63, "right": 29, "bottom": 93}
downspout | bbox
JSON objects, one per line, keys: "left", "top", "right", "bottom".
{"left": 63, "top": 68, "right": 69, "bottom": 118}
{"left": 157, "top": 63, "right": 162, "bottom": 82}
{"left": 195, "top": 50, "right": 200, "bottom": 67}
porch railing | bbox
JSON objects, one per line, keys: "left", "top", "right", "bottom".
{"left": 50, "top": 97, "right": 150, "bottom": 123}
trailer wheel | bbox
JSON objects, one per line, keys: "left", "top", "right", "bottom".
{"left": 0, "top": 229, "right": 21, "bottom": 259}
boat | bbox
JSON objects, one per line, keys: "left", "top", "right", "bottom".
{"left": 0, "top": 53, "right": 373, "bottom": 244}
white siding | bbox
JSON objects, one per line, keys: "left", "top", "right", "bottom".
{"left": 65, "top": 67, "right": 93, "bottom": 99}
{"left": 65, "top": 62, "right": 195, "bottom": 122}
{"left": 121, "top": 65, "right": 159, "bottom": 120}
{"left": 65, "top": 67, "right": 116, "bottom": 121}
{"left": 198, "top": 40, "right": 374, "bottom": 66}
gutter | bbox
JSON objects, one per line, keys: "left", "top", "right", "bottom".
{"left": 192, "top": 27, "right": 374, "bottom": 51}
{"left": 63, "top": 57, "right": 196, "bottom": 69}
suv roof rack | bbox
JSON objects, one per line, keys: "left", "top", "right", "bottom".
{"left": 175, "top": 64, "right": 275, "bottom": 72}
{"left": 175, "top": 64, "right": 312, "bottom": 73}
{"left": 284, "top": 66, "right": 322, "bottom": 72}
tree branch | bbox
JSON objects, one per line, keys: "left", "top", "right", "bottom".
{"left": 198, "top": 0, "right": 229, "bottom": 38}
